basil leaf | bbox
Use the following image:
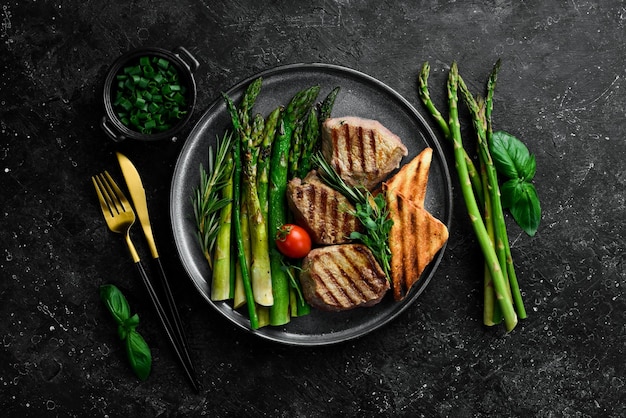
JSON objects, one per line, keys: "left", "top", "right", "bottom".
{"left": 124, "top": 313, "right": 140, "bottom": 329}
{"left": 125, "top": 330, "right": 152, "bottom": 381}
{"left": 100, "top": 284, "right": 153, "bottom": 381}
{"left": 508, "top": 182, "right": 541, "bottom": 237}
{"left": 117, "top": 325, "right": 129, "bottom": 341}
{"left": 491, "top": 131, "right": 536, "bottom": 181}
{"left": 99, "top": 284, "right": 130, "bottom": 325}
{"left": 500, "top": 178, "right": 525, "bottom": 209}
{"left": 118, "top": 313, "right": 140, "bottom": 340}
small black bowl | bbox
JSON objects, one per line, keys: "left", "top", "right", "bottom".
{"left": 101, "top": 46, "right": 199, "bottom": 142}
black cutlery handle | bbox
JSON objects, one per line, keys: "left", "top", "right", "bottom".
{"left": 134, "top": 261, "right": 201, "bottom": 392}
{"left": 153, "top": 257, "right": 195, "bottom": 372}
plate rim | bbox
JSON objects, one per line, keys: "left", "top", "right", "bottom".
{"left": 170, "top": 62, "right": 453, "bottom": 346}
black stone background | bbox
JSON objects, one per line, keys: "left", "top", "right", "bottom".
{"left": 1, "top": 1, "right": 625, "bottom": 417}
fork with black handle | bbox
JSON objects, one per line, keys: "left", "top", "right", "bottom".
{"left": 92, "top": 171, "right": 201, "bottom": 392}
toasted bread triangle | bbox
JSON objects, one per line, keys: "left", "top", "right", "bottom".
{"left": 387, "top": 191, "right": 449, "bottom": 301}
{"left": 383, "top": 147, "right": 433, "bottom": 208}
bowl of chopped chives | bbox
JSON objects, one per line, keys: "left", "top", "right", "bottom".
{"left": 101, "top": 46, "right": 199, "bottom": 142}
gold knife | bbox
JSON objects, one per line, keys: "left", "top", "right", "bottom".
{"left": 116, "top": 152, "right": 199, "bottom": 389}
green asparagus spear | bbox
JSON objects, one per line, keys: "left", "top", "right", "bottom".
{"left": 258, "top": 106, "right": 282, "bottom": 221}
{"left": 223, "top": 93, "right": 259, "bottom": 329}
{"left": 268, "top": 85, "right": 320, "bottom": 325}
{"left": 447, "top": 62, "right": 518, "bottom": 332}
{"left": 244, "top": 113, "right": 274, "bottom": 307}
{"left": 252, "top": 105, "right": 281, "bottom": 326}
{"left": 418, "top": 63, "right": 483, "bottom": 204}
{"left": 319, "top": 86, "right": 340, "bottom": 122}
{"left": 480, "top": 148, "right": 499, "bottom": 325}
{"left": 297, "top": 107, "right": 320, "bottom": 179}
{"left": 211, "top": 152, "right": 234, "bottom": 301}
{"left": 288, "top": 120, "right": 305, "bottom": 178}
{"left": 233, "top": 184, "right": 251, "bottom": 309}
{"left": 238, "top": 77, "right": 262, "bottom": 138}
{"left": 484, "top": 61, "right": 526, "bottom": 319}
{"left": 257, "top": 306, "right": 270, "bottom": 328}
{"left": 298, "top": 86, "right": 339, "bottom": 179}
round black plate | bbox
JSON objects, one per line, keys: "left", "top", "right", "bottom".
{"left": 170, "top": 63, "right": 452, "bottom": 346}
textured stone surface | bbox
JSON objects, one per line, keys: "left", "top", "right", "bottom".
{"left": 2, "top": 1, "right": 625, "bottom": 416}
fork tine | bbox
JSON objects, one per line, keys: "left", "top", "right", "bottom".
{"left": 98, "top": 172, "right": 125, "bottom": 215}
{"left": 96, "top": 172, "right": 121, "bottom": 215}
{"left": 92, "top": 175, "right": 114, "bottom": 218}
{"left": 103, "top": 171, "right": 133, "bottom": 213}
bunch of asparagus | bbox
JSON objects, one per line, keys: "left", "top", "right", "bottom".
{"left": 418, "top": 61, "right": 527, "bottom": 332}
{"left": 194, "top": 78, "right": 339, "bottom": 329}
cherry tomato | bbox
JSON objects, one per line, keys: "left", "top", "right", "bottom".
{"left": 275, "top": 224, "right": 312, "bottom": 259}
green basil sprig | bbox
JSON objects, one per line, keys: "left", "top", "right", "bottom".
{"left": 490, "top": 131, "right": 541, "bottom": 236}
{"left": 99, "top": 284, "right": 152, "bottom": 381}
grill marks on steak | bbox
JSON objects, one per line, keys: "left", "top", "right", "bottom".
{"left": 322, "top": 117, "right": 408, "bottom": 190}
{"left": 287, "top": 171, "right": 361, "bottom": 245}
{"left": 300, "top": 244, "right": 390, "bottom": 311}
{"left": 335, "top": 124, "right": 375, "bottom": 179}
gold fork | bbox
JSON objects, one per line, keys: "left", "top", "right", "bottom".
{"left": 92, "top": 171, "right": 141, "bottom": 262}
{"left": 92, "top": 171, "right": 200, "bottom": 392}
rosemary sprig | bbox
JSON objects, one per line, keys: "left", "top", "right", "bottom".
{"left": 312, "top": 152, "right": 393, "bottom": 281}
{"left": 349, "top": 194, "right": 393, "bottom": 280}
{"left": 192, "top": 131, "right": 234, "bottom": 268}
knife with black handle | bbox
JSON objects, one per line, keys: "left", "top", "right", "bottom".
{"left": 116, "top": 152, "right": 200, "bottom": 391}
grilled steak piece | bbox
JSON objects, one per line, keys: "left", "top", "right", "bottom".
{"left": 287, "top": 170, "right": 362, "bottom": 245}
{"left": 299, "top": 244, "right": 390, "bottom": 311}
{"left": 321, "top": 116, "right": 408, "bottom": 190}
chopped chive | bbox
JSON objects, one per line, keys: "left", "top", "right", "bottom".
{"left": 134, "top": 97, "right": 146, "bottom": 110}
{"left": 142, "top": 65, "right": 155, "bottom": 78}
{"left": 156, "top": 58, "right": 169, "bottom": 69}
{"left": 125, "top": 65, "right": 141, "bottom": 75}
{"left": 111, "top": 55, "right": 189, "bottom": 134}
{"left": 172, "top": 92, "right": 185, "bottom": 104}
{"left": 144, "top": 119, "right": 156, "bottom": 130}
{"left": 118, "top": 97, "right": 133, "bottom": 111}
{"left": 137, "top": 77, "right": 149, "bottom": 89}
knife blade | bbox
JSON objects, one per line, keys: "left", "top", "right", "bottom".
{"left": 116, "top": 152, "right": 161, "bottom": 257}
{"left": 116, "top": 152, "right": 199, "bottom": 389}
